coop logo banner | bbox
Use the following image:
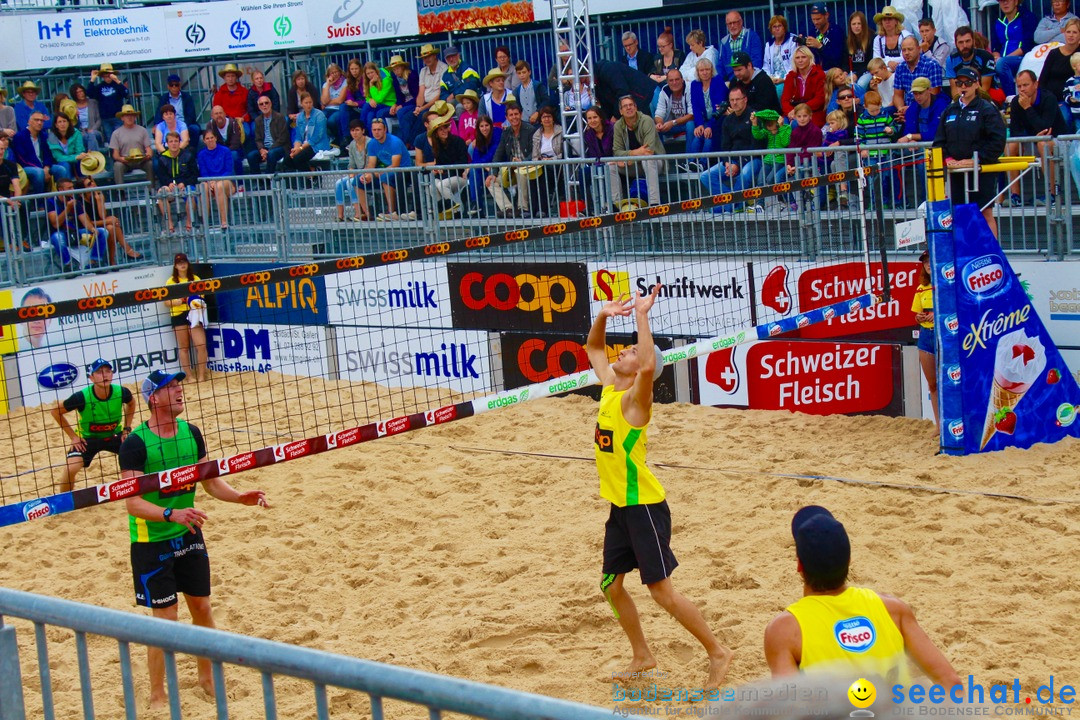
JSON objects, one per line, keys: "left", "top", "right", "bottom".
{"left": 311, "top": 0, "right": 418, "bottom": 43}
{"left": 450, "top": 262, "right": 590, "bottom": 333}
{"left": 213, "top": 262, "right": 327, "bottom": 326}
{"left": 499, "top": 332, "right": 676, "bottom": 403}
{"left": 21, "top": 7, "right": 164, "bottom": 68}
{"left": 588, "top": 260, "right": 752, "bottom": 337}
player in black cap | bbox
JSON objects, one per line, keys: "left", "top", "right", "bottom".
{"left": 764, "top": 505, "right": 962, "bottom": 686}
{"left": 933, "top": 64, "right": 1007, "bottom": 237}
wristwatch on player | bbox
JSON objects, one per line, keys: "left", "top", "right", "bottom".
{"left": 163, "top": 508, "right": 173, "bottom": 523}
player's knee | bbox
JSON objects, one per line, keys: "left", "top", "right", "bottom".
{"left": 647, "top": 580, "right": 677, "bottom": 608}
{"left": 186, "top": 595, "right": 213, "bottom": 619}
{"left": 152, "top": 605, "right": 179, "bottom": 622}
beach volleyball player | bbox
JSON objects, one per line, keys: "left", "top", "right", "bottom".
{"left": 586, "top": 285, "right": 733, "bottom": 691}
{"left": 764, "top": 505, "right": 961, "bottom": 686}
{"left": 119, "top": 370, "right": 270, "bottom": 708}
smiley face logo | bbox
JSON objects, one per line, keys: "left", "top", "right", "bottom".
{"left": 848, "top": 678, "right": 876, "bottom": 709}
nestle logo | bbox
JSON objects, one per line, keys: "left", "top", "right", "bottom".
{"left": 941, "top": 263, "right": 955, "bottom": 282}
{"left": 962, "top": 255, "right": 1006, "bottom": 297}
{"left": 948, "top": 419, "right": 964, "bottom": 438}
{"left": 23, "top": 500, "right": 52, "bottom": 521}
{"left": 160, "top": 465, "right": 199, "bottom": 489}
{"left": 833, "top": 616, "right": 876, "bottom": 653}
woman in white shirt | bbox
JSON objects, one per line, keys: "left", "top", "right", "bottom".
{"left": 872, "top": 6, "right": 912, "bottom": 72}
{"left": 764, "top": 15, "right": 798, "bottom": 84}
{"left": 680, "top": 29, "right": 720, "bottom": 85}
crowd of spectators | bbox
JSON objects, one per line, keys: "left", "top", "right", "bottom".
{"left": 1, "top": 0, "right": 1078, "bottom": 234}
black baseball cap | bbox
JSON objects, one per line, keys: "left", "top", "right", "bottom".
{"left": 791, "top": 506, "right": 850, "bottom": 579}
{"left": 954, "top": 66, "right": 979, "bottom": 83}
{"left": 730, "top": 51, "right": 753, "bottom": 68}
{"left": 810, "top": 3, "right": 829, "bottom": 14}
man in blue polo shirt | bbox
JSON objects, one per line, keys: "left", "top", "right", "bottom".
{"left": 945, "top": 26, "right": 996, "bottom": 98}
{"left": 992, "top": 0, "right": 1038, "bottom": 96}
{"left": 893, "top": 36, "right": 944, "bottom": 116}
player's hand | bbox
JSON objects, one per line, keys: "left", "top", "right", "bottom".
{"left": 71, "top": 437, "right": 87, "bottom": 452}
{"left": 634, "top": 283, "right": 661, "bottom": 314}
{"left": 236, "top": 490, "right": 270, "bottom": 508}
{"left": 601, "top": 295, "right": 634, "bottom": 319}
{"left": 171, "top": 507, "right": 208, "bottom": 534}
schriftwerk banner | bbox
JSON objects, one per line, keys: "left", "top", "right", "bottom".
{"left": 934, "top": 202, "right": 1080, "bottom": 454}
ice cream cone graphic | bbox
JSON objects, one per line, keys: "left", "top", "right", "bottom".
{"left": 980, "top": 329, "right": 1046, "bottom": 449}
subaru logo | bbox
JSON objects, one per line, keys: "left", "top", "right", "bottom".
{"left": 38, "top": 363, "right": 79, "bottom": 390}
{"left": 333, "top": 0, "right": 364, "bottom": 23}
{"left": 185, "top": 22, "right": 205, "bottom": 45}
{"left": 230, "top": 17, "right": 251, "bottom": 42}
{"left": 273, "top": 14, "right": 292, "bottom": 37}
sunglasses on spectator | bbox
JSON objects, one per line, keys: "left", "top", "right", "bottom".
{"left": 838, "top": 94, "right": 854, "bottom": 100}
{"left": 955, "top": 79, "right": 975, "bottom": 87}
{"left": 168, "top": 82, "right": 180, "bottom": 86}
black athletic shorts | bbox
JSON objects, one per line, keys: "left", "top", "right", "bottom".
{"left": 131, "top": 528, "right": 211, "bottom": 608}
{"left": 67, "top": 434, "right": 122, "bottom": 468}
{"left": 602, "top": 500, "right": 678, "bottom": 585}
{"left": 170, "top": 312, "right": 190, "bottom": 328}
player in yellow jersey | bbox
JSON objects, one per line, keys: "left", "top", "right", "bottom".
{"left": 586, "top": 284, "right": 733, "bottom": 692}
{"left": 764, "top": 505, "right": 961, "bottom": 687}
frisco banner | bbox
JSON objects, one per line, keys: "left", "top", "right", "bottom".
{"left": 698, "top": 340, "right": 900, "bottom": 416}
{"left": 932, "top": 202, "right": 1080, "bottom": 454}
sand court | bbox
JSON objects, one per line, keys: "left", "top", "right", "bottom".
{"left": 1, "top": 380, "right": 1078, "bottom": 718}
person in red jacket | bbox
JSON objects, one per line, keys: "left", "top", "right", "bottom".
{"left": 782, "top": 46, "right": 827, "bottom": 127}
{"left": 213, "top": 63, "right": 250, "bottom": 137}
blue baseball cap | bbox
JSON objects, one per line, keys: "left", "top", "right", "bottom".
{"left": 810, "top": 3, "right": 829, "bottom": 14}
{"left": 791, "top": 506, "right": 850, "bottom": 578}
{"left": 167, "top": 74, "right": 182, "bottom": 84}
{"left": 141, "top": 369, "right": 186, "bottom": 404}
{"left": 89, "top": 358, "right": 112, "bottom": 374}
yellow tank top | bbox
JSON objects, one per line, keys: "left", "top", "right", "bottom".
{"left": 165, "top": 274, "right": 200, "bottom": 317}
{"left": 787, "top": 586, "right": 911, "bottom": 686}
{"left": 911, "top": 284, "right": 934, "bottom": 329}
{"left": 595, "top": 385, "right": 665, "bottom": 507}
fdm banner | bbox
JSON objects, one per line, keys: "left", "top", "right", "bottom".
{"left": 932, "top": 201, "right": 1080, "bottom": 455}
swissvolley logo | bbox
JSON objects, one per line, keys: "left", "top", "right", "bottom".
{"left": 834, "top": 616, "right": 876, "bottom": 653}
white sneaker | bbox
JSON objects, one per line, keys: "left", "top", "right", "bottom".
{"left": 401, "top": 211, "right": 417, "bottom": 221}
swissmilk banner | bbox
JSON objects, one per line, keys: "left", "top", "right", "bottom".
{"left": 932, "top": 201, "right": 1080, "bottom": 455}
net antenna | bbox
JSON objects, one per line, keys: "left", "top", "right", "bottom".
{"left": 552, "top": 0, "right": 594, "bottom": 204}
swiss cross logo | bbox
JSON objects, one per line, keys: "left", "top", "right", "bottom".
{"left": 761, "top": 265, "right": 792, "bottom": 315}
{"left": 704, "top": 346, "right": 740, "bottom": 395}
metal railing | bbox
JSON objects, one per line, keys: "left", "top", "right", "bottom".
{"left": 1, "top": 137, "right": 1074, "bottom": 286}
{"left": 0, "top": 586, "right": 612, "bottom": 720}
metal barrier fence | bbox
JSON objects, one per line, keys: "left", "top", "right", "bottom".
{"left": 1, "top": 137, "right": 1074, "bottom": 286}
{"left": 0, "top": 586, "right": 613, "bottom": 720}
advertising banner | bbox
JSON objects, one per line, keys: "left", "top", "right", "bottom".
{"left": 934, "top": 203, "right": 1080, "bottom": 454}
{"left": 213, "top": 262, "right": 328, "bottom": 326}
{"left": 309, "top": 0, "right": 419, "bottom": 45}
{"left": 20, "top": 7, "right": 166, "bottom": 69}
{"left": 417, "top": 0, "right": 534, "bottom": 34}
{"left": 164, "top": 0, "right": 311, "bottom": 59}
{"left": 587, "top": 260, "right": 753, "bottom": 338}
{"left": 1011, "top": 261, "right": 1080, "bottom": 349}
{"left": 337, "top": 327, "right": 494, "bottom": 395}
{"left": 9, "top": 266, "right": 172, "bottom": 353}
{"left": 15, "top": 326, "right": 180, "bottom": 410}
{"left": 499, "top": 332, "right": 676, "bottom": 403}
{"left": 448, "top": 262, "right": 590, "bottom": 333}
{"left": 326, "top": 263, "right": 451, "bottom": 329}
{"left": 698, "top": 340, "right": 902, "bottom": 416}
{"left": 755, "top": 261, "right": 921, "bottom": 342}
{"left": 206, "top": 323, "right": 328, "bottom": 378}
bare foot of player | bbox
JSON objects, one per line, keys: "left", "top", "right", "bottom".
{"left": 705, "top": 647, "right": 733, "bottom": 691}
{"left": 149, "top": 692, "right": 167, "bottom": 711}
{"left": 198, "top": 674, "right": 216, "bottom": 699}
{"left": 622, "top": 654, "right": 657, "bottom": 677}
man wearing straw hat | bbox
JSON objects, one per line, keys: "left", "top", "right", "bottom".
{"left": 417, "top": 44, "right": 449, "bottom": 130}
{"left": 213, "top": 63, "right": 250, "bottom": 128}
{"left": 13, "top": 81, "right": 50, "bottom": 132}
{"left": 587, "top": 284, "right": 733, "bottom": 693}
{"left": 109, "top": 105, "right": 153, "bottom": 185}
{"left": 481, "top": 67, "right": 516, "bottom": 131}
{"left": 120, "top": 369, "right": 269, "bottom": 709}
{"left": 388, "top": 55, "right": 421, "bottom": 147}
{"left": 89, "top": 63, "right": 129, "bottom": 140}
